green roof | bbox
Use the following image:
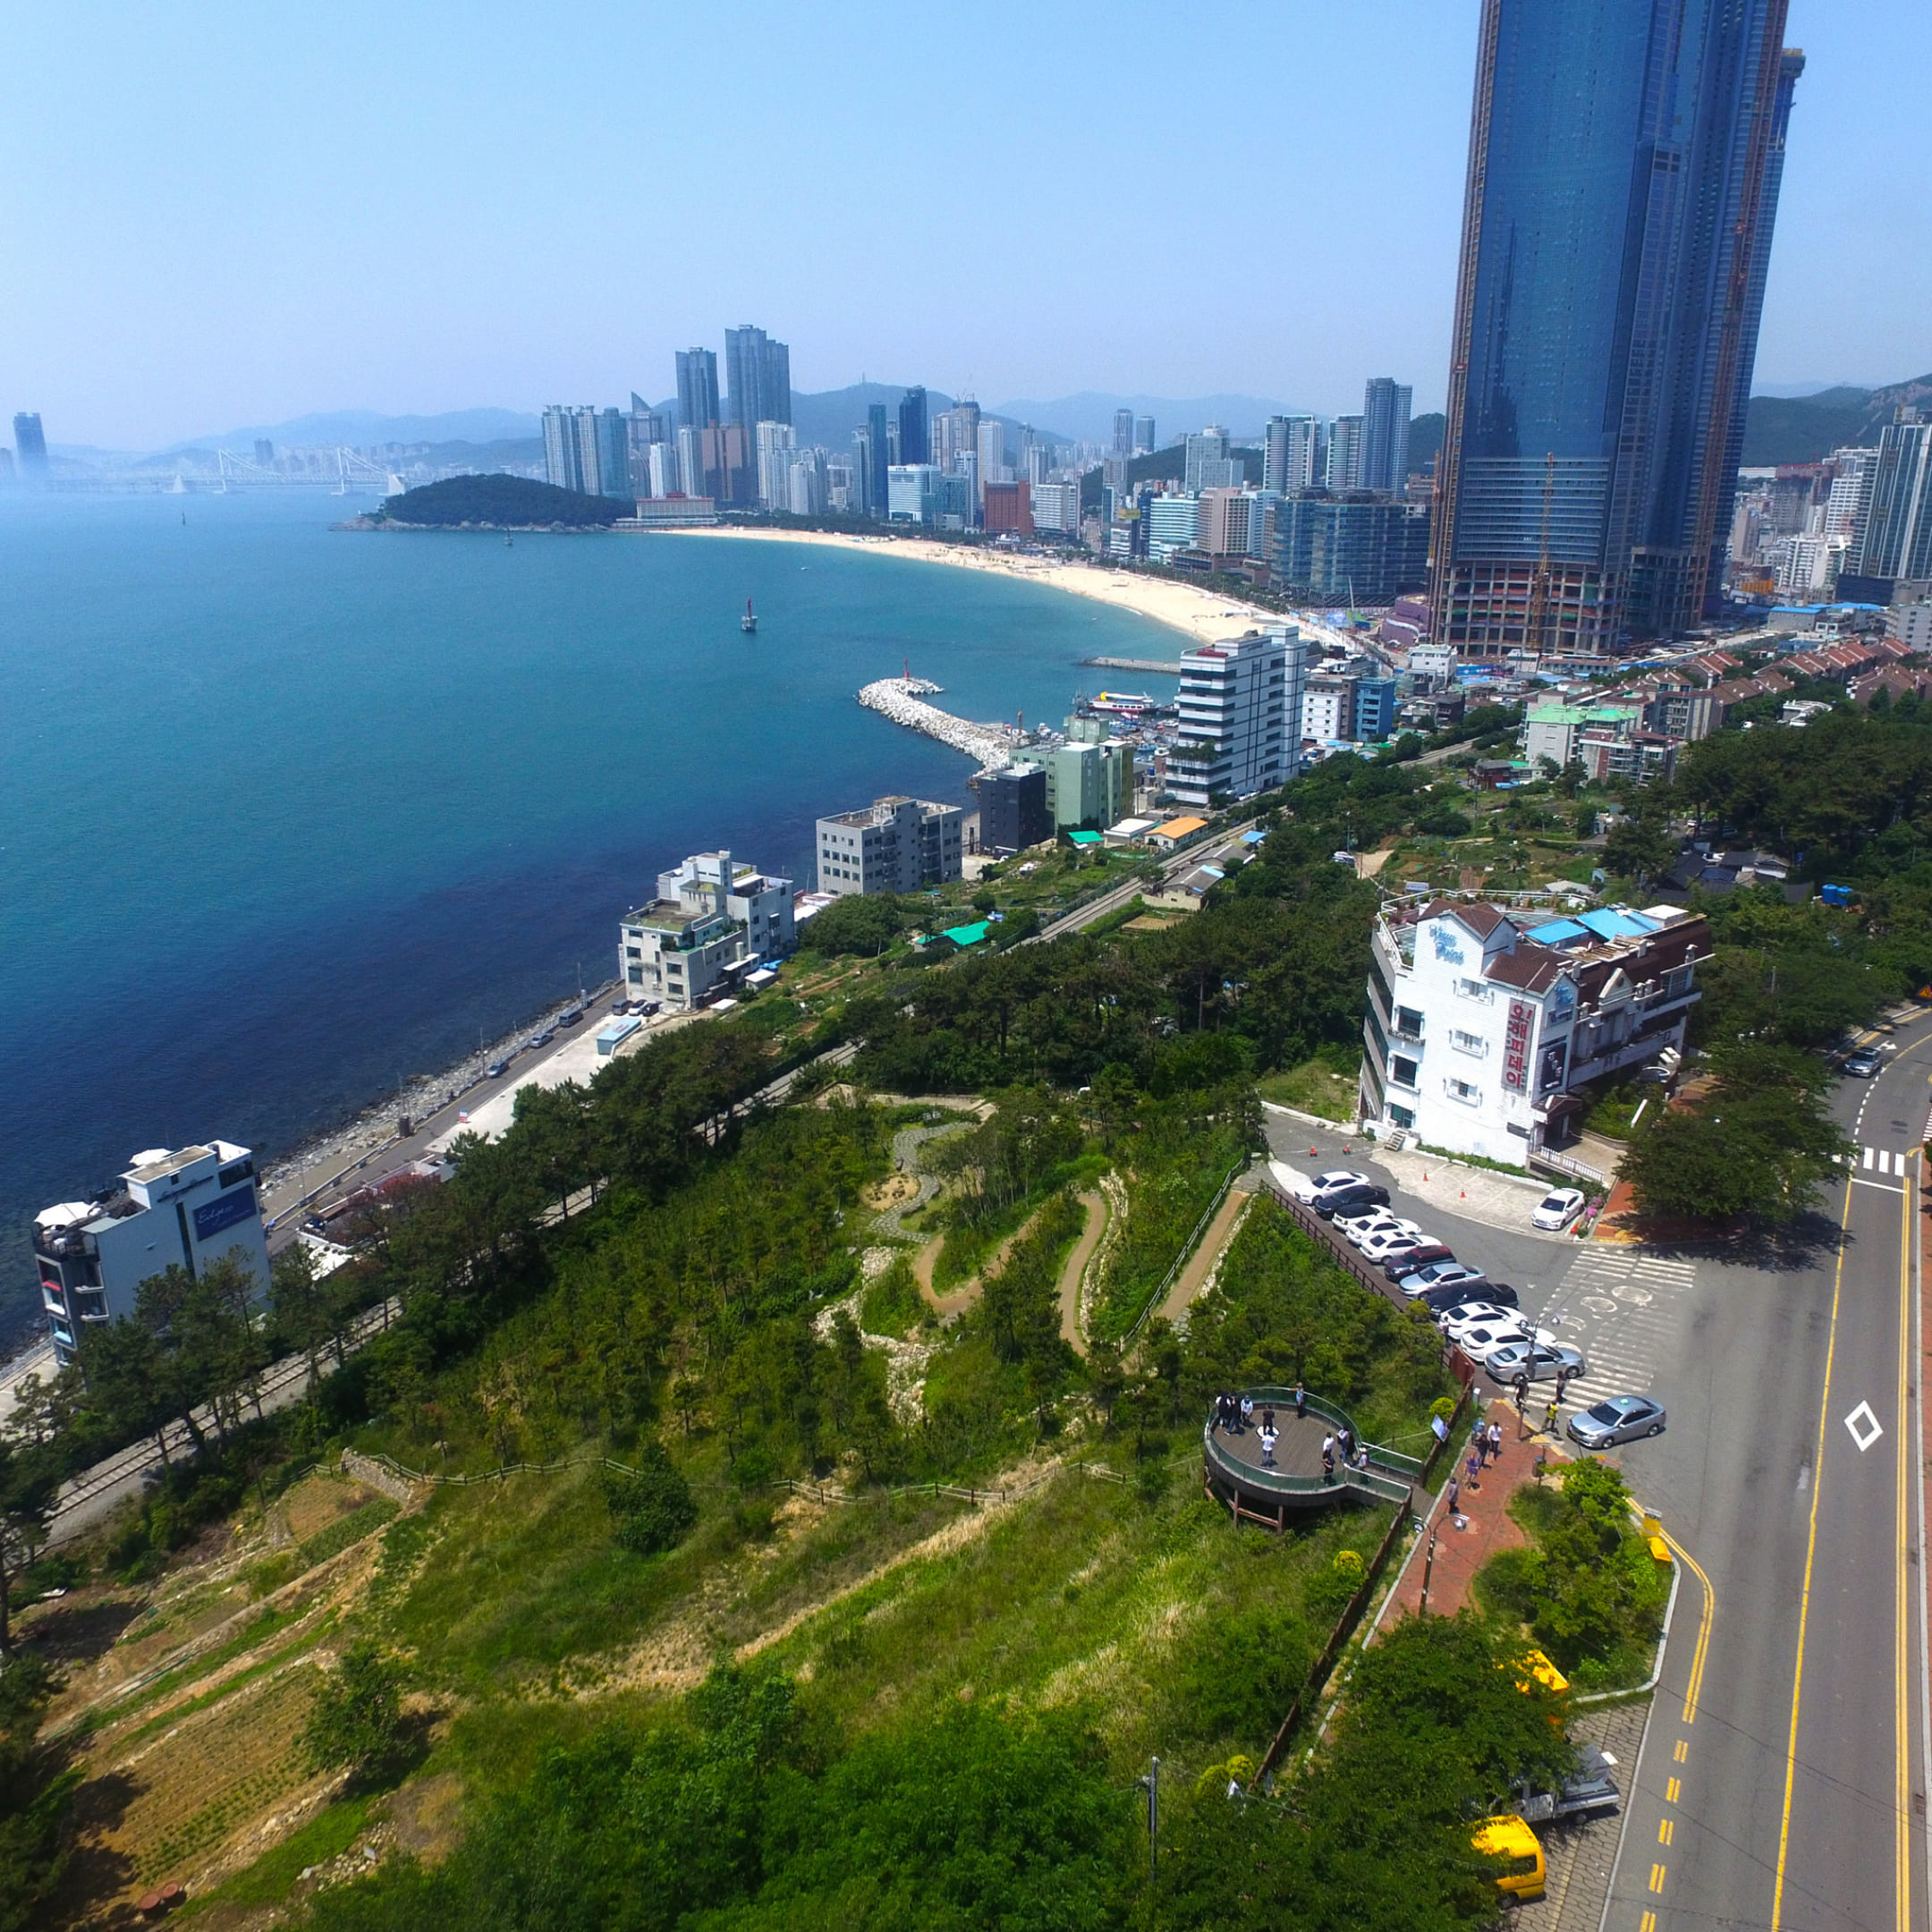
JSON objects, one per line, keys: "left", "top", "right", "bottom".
{"left": 943, "top": 920, "right": 992, "bottom": 948}
{"left": 1067, "top": 829, "right": 1103, "bottom": 846}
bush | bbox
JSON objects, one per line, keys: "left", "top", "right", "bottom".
{"left": 1168, "top": 1602, "right": 1314, "bottom": 1749}
{"left": 601, "top": 1447, "right": 698, "bottom": 1556}
{"left": 301, "top": 1641, "right": 408, "bottom": 1787}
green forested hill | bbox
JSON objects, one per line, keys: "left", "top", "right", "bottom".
{"left": 379, "top": 474, "right": 631, "bottom": 528}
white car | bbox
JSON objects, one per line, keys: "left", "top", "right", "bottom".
{"left": 1292, "top": 1166, "right": 1371, "bottom": 1203}
{"left": 1531, "top": 1187, "right": 1589, "bottom": 1232}
{"left": 1344, "top": 1214, "right": 1420, "bottom": 1250}
{"left": 1360, "top": 1224, "right": 1431, "bottom": 1261}
{"left": 1436, "top": 1299, "right": 1515, "bottom": 1334}
{"left": 1459, "top": 1323, "right": 1558, "bottom": 1365}
{"left": 1333, "top": 1205, "right": 1398, "bottom": 1237}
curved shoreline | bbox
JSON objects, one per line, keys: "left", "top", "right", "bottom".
{"left": 660, "top": 524, "right": 1276, "bottom": 648}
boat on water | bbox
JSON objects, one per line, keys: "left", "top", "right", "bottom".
{"left": 741, "top": 597, "right": 758, "bottom": 634}
{"left": 1089, "top": 691, "right": 1156, "bottom": 714}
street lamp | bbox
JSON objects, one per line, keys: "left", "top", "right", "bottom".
{"left": 1136, "top": 1756, "right": 1160, "bottom": 1879}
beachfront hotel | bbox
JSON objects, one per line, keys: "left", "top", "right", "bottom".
{"left": 33, "top": 1141, "right": 270, "bottom": 1360}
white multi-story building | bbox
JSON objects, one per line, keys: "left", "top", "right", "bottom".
{"left": 755, "top": 421, "right": 796, "bottom": 510}
{"left": 1301, "top": 674, "right": 1356, "bottom": 745}
{"left": 888, "top": 463, "right": 941, "bottom": 524}
{"left": 33, "top": 1141, "right": 271, "bottom": 1360}
{"left": 1030, "top": 481, "right": 1082, "bottom": 536}
{"left": 1360, "top": 900, "right": 1708, "bottom": 1167}
{"left": 619, "top": 850, "right": 794, "bottom": 1012}
{"left": 1167, "top": 626, "right": 1302, "bottom": 806}
{"left": 816, "top": 796, "right": 964, "bottom": 897}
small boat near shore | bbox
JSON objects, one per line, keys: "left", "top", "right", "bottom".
{"left": 741, "top": 597, "right": 758, "bottom": 634}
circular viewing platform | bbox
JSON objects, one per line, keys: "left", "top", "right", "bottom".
{"left": 1202, "top": 1386, "right": 1419, "bottom": 1530}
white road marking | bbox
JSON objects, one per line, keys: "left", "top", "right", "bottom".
{"left": 1845, "top": 1401, "right": 1885, "bottom": 1453}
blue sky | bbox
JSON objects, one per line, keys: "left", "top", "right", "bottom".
{"left": 3, "top": 1, "right": 1925, "bottom": 449}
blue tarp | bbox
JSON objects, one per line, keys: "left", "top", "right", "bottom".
{"left": 1576, "top": 908, "right": 1657, "bottom": 940}
{"left": 1528, "top": 919, "right": 1589, "bottom": 945}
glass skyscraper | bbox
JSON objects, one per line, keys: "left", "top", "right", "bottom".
{"left": 675, "top": 348, "right": 721, "bottom": 431}
{"left": 1430, "top": 1, "right": 1803, "bottom": 655}
{"left": 898, "top": 387, "right": 929, "bottom": 466}
{"left": 724, "top": 326, "right": 791, "bottom": 430}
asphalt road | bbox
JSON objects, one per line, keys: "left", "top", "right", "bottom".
{"left": 1265, "top": 1062, "right": 1932, "bottom": 1932}
{"left": 1033, "top": 818, "right": 1260, "bottom": 944}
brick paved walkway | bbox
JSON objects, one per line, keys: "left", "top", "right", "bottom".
{"left": 1385, "top": 1397, "right": 1568, "bottom": 1619}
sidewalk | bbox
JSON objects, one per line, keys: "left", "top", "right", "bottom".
{"left": 1385, "top": 1398, "right": 1567, "bottom": 1619}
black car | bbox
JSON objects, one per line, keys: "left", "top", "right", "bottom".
{"left": 1417, "top": 1280, "right": 1516, "bottom": 1315}
{"left": 1385, "top": 1242, "right": 1455, "bottom": 1283}
{"left": 1312, "top": 1182, "right": 1390, "bottom": 1219}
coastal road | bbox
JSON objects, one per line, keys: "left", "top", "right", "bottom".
{"left": 1272, "top": 1066, "right": 1932, "bottom": 1932}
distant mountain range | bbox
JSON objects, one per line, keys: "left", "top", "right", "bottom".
{"left": 987, "top": 391, "right": 1312, "bottom": 444}
{"left": 1741, "top": 376, "right": 1932, "bottom": 466}
{"left": 167, "top": 407, "right": 543, "bottom": 453}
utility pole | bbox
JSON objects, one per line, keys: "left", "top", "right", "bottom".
{"left": 1137, "top": 1756, "right": 1160, "bottom": 1879}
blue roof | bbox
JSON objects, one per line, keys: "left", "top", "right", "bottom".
{"left": 1527, "top": 919, "right": 1589, "bottom": 944}
{"left": 1576, "top": 908, "right": 1657, "bottom": 940}
{"left": 1241, "top": 829, "right": 1266, "bottom": 844}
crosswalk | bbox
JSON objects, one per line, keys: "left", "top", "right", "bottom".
{"left": 1534, "top": 1249, "right": 1696, "bottom": 1417}
{"left": 1834, "top": 1145, "right": 1912, "bottom": 1178}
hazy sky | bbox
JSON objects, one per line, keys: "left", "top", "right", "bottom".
{"left": 4, "top": 1, "right": 1926, "bottom": 450}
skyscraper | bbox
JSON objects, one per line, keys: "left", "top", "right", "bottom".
{"left": 542, "top": 407, "right": 632, "bottom": 497}
{"left": 898, "top": 387, "right": 929, "bottom": 465}
{"left": 866, "top": 402, "right": 891, "bottom": 518}
{"left": 977, "top": 419, "right": 1006, "bottom": 500}
{"left": 1135, "top": 416, "right": 1156, "bottom": 456}
{"left": 1183, "top": 427, "right": 1232, "bottom": 492}
{"left": 1430, "top": 1, "right": 1803, "bottom": 653}
{"left": 1849, "top": 413, "right": 1932, "bottom": 589}
{"left": 724, "top": 326, "right": 791, "bottom": 429}
{"left": 1358, "top": 379, "right": 1412, "bottom": 494}
{"left": 1113, "top": 410, "right": 1134, "bottom": 461}
{"left": 1326, "top": 417, "right": 1362, "bottom": 492}
{"left": 675, "top": 349, "right": 721, "bottom": 431}
{"left": 13, "top": 412, "right": 48, "bottom": 481}
{"left": 755, "top": 420, "right": 797, "bottom": 511}
{"left": 1264, "top": 416, "right": 1322, "bottom": 495}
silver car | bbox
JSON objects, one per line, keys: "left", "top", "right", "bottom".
{"left": 1566, "top": 1394, "right": 1665, "bottom": 1447}
{"left": 1487, "top": 1340, "right": 1588, "bottom": 1385}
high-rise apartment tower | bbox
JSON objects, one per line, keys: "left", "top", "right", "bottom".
{"left": 1430, "top": 1, "right": 1803, "bottom": 653}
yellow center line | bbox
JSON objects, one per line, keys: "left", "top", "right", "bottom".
{"left": 1664, "top": 1526, "right": 1716, "bottom": 1724}
{"left": 1772, "top": 1172, "right": 1853, "bottom": 1932}
{"left": 1897, "top": 1152, "right": 1916, "bottom": 1932}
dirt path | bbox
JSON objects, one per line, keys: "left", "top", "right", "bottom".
{"left": 1155, "top": 1187, "right": 1252, "bottom": 1327}
{"left": 1056, "top": 1191, "right": 1109, "bottom": 1358}
{"left": 914, "top": 1207, "right": 1045, "bottom": 1319}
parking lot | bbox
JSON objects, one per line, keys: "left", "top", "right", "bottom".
{"left": 1260, "top": 1113, "right": 1695, "bottom": 1443}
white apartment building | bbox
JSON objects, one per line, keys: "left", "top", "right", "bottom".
{"left": 33, "top": 1140, "right": 271, "bottom": 1360}
{"left": 888, "top": 464, "right": 941, "bottom": 524}
{"left": 816, "top": 796, "right": 964, "bottom": 896}
{"left": 1030, "top": 481, "right": 1082, "bottom": 535}
{"left": 620, "top": 849, "right": 794, "bottom": 1012}
{"left": 1301, "top": 674, "right": 1355, "bottom": 745}
{"left": 1167, "top": 627, "right": 1303, "bottom": 806}
{"left": 755, "top": 421, "right": 795, "bottom": 509}
{"left": 1360, "top": 900, "right": 1708, "bottom": 1168}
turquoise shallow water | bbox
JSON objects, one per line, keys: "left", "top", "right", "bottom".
{"left": 0, "top": 489, "right": 1180, "bottom": 1338}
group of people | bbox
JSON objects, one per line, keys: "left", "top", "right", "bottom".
{"left": 1208, "top": 1386, "right": 1372, "bottom": 1479}
{"left": 1447, "top": 1416, "right": 1508, "bottom": 1513}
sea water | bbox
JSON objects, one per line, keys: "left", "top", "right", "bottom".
{"left": 0, "top": 488, "right": 1181, "bottom": 1337}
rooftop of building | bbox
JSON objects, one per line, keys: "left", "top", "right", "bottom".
{"left": 1385, "top": 898, "right": 1708, "bottom": 995}
{"left": 623, "top": 901, "right": 733, "bottom": 934}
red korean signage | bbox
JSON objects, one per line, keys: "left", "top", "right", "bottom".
{"left": 1503, "top": 999, "right": 1531, "bottom": 1092}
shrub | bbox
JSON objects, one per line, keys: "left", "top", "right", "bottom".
{"left": 300, "top": 1641, "right": 407, "bottom": 1787}
{"left": 601, "top": 1446, "right": 697, "bottom": 1556}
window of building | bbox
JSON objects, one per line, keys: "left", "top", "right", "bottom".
{"left": 1387, "top": 1103, "right": 1416, "bottom": 1131}
{"left": 1391, "top": 1055, "right": 1419, "bottom": 1089}
{"left": 1456, "top": 977, "right": 1493, "bottom": 1003}
{"left": 1446, "top": 1077, "right": 1479, "bottom": 1105}
{"left": 1394, "top": 1006, "right": 1425, "bottom": 1039}
{"left": 1451, "top": 1029, "right": 1486, "bottom": 1055}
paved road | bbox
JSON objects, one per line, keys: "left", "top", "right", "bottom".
{"left": 1264, "top": 1073, "right": 1932, "bottom": 1932}
{"left": 1033, "top": 817, "right": 1260, "bottom": 944}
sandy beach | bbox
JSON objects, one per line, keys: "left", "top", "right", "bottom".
{"left": 668, "top": 524, "right": 1290, "bottom": 649}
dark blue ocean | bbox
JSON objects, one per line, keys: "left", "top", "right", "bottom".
{"left": 0, "top": 490, "right": 1182, "bottom": 1340}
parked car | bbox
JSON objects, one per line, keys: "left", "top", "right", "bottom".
{"left": 1843, "top": 1046, "right": 1882, "bottom": 1079}
{"left": 1452, "top": 1320, "right": 1552, "bottom": 1363}
{"left": 1343, "top": 1214, "right": 1420, "bottom": 1250}
{"left": 1471, "top": 1816, "right": 1545, "bottom": 1902}
{"left": 486, "top": 1059, "right": 511, "bottom": 1080}
{"left": 1518, "top": 1743, "right": 1622, "bottom": 1824}
{"left": 1530, "top": 1187, "right": 1588, "bottom": 1231}
{"left": 1566, "top": 1394, "right": 1665, "bottom": 1448}
{"left": 1313, "top": 1182, "right": 1391, "bottom": 1220}
{"left": 557, "top": 1007, "right": 584, "bottom": 1028}
{"left": 1386, "top": 1243, "right": 1456, "bottom": 1284}
{"left": 1285, "top": 1165, "right": 1371, "bottom": 1203}
{"left": 1435, "top": 1299, "right": 1515, "bottom": 1334}
{"left": 1487, "top": 1340, "right": 1589, "bottom": 1385}
{"left": 1400, "top": 1260, "right": 1487, "bottom": 1299}
{"left": 1418, "top": 1280, "right": 1518, "bottom": 1315}
{"left": 1360, "top": 1224, "right": 1431, "bottom": 1262}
